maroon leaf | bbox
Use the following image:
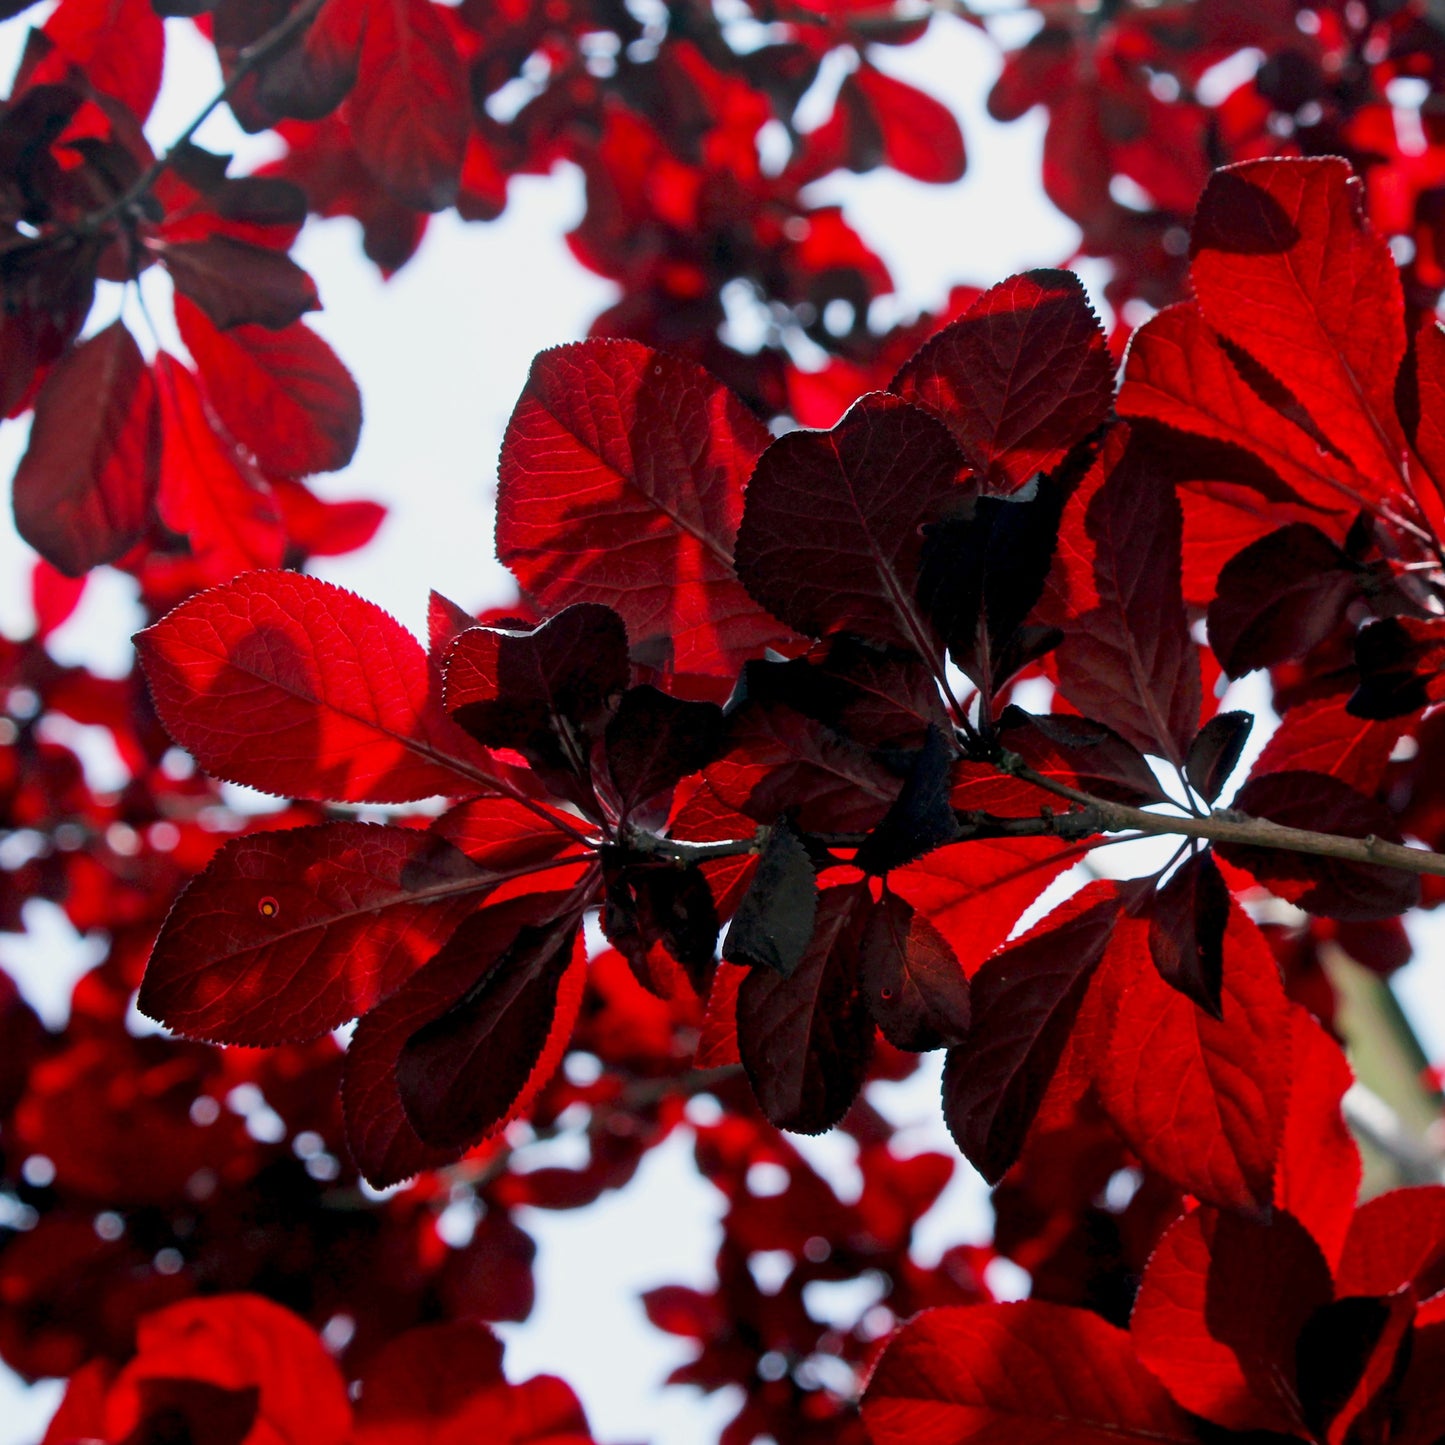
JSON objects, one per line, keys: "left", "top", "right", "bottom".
{"left": 861, "top": 889, "right": 970, "bottom": 1051}
{"left": 734, "top": 391, "right": 967, "bottom": 659}
{"left": 602, "top": 685, "right": 725, "bottom": 822}
{"left": 135, "top": 571, "right": 494, "bottom": 803}
{"left": 397, "top": 898, "right": 586, "bottom": 1151}
{"left": 1050, "top": 425, "right": 1200, "bottom": 764}
{"left": 1297, "top": 1290, "right": 1415, "bottom": 1444}
{"left": 853, "top": 724, "right": 962, "bottom": 875}
{"left": 721, "top": 817, "right": 817, "bottom": 979}
{"left": 998, "top": 706, "right": 1169, "bottom": 807}
{"left": 892, "top": 269, "right": 1113, "bottom": 494}
{"left": 863, "top": 1301, "right": 1197, "bottom": 1445}
{"left": 138, "top": 823, "right": 491, "bottom": 1045}
{"left": 1144, "top": 849, "right": 1230, "bottom": 1018}
{"left": 495, "top": 339, "right": 788, "bottom": 680}
{"left": 1185, "top": 711, "right": 1254, "bottom": 804}
{"left": 1208, "top": 524, "right": 1364, "bottom": 678}
{"left": 343, "top": 894, "right": 586, "bottom": 1185}
{"left": 941, "top": 883, "right": 1121, "bottom": 1184}
{"left": 1219, "top": 770, "right": 1420, "bottom": 920}
{"left": 161, "top": 235, "right": 320, "bottom": 330}
{"left": 11, "top": 320, "right": 159, "bottom": 575}
{"left": 736, "top": 882, "right": 874, "bottom": 1133}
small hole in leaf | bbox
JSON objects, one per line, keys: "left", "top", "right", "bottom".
{"left": 258, "top": 896, "right": 280, "bottom": 918}
{"left": 879, "top": 988, "right": 893, "bottom": 1000}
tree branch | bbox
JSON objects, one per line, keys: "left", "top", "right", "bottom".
{"left": 81, "top": 0, "right": 329, "bottom": 234}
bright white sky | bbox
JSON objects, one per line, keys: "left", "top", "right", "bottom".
{"left": 3, "top": 10, "right": 1445, "bottom": 1445}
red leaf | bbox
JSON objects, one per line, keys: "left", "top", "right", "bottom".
{"left": 353, "top": 1321, "right": 593, "bottom": 1443}
{"left": 1219, "top": 770, "right": 1420, "bottom": 921}
{"left": 1189, "top": 158, "right": 1406, "bottom": 492}
{"left": 345, "top": 898, "right": 587, "bottom": 1186}
{"left": 861, "top": 1301, "right": 1197, "bottom": 1445}
{"left": 734, "top": 392, "right": 965, "bottom": 658}
{"left": 1253, "top": 695, "right": 1404, "bottom": 795}
{"left": 892, "top": 269, "right": 1112, "bottom": 494}
{"left": 155, "top": 354, "right": 286, "bottom": 577}
{"left": 138, "top": 823, "right": 492, "bottom": 1045}
{"left": 174, "top": 295, "right": 361, "bottom": 477}
{"left": 345, "top": 0, "right": 468, "bottom": 211}
{"left": 736, "top": 881, "right": 874, "bottom": 1134}
{"left": 942, "top": 883, "right": 1122, "bottom": 1184}
{"left": 135, "top": 570, "right": 495, "bottom": 803}
{"left": 44, "top": 0, "right": 164, "bottom": 119}
{"left": 497, "top": 339, "right": 788, "bottom": 681}
{"left": 1144, "top": 847, "right": 1229, "bottom": 1018}
{"left": 1130, "top": 1206, "right": 1333, "bottom": 1436}
{"left": 1335, "top": 1187, "right": 1445, "bottom": 1309}
{"left": 161, "top": 235, "right": 320, "bottom": 331}
{"left": 1049, "top": 425, "right": 1200, "bottom": 764}
{"left": 1118, "top": 302, "right": 1371, "bottom": 520}
{"left": 851, "top": 64, "right": 965, "bottom": 184}
{"left": 109, "top": 1296, "right": 350, "bottom": 1445}
{"left": 1274, "top": 1009, "right": 1361, "bottom": 1270}
{"left": 11, "top": 320, "right": 159, "bottom": 576}
{"left": 1092, "top": 907, "right": 1290, "bottom": 1211}
{"left": 889, "top": 836, "right": 1079, "bottom": 977}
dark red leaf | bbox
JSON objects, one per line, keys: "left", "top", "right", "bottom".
{"left": 1049, "top": 425, "right": 1200, "bottom": 764}
{"left": 1144, "top": 848, "right": 1229, "bottom": 1017}
{"left": 136, "top": 570, "right": 495, "bottom": 803}
{"left": 122, "top": 1379, "right": 259, "bottom": 1445}
{"left": 44, "top": 0, "right": 164, "bottom": 119}
{"left": 736, "top": 881, "right": 874, "bottom": 1133}
{"left": 998, "top": 707, "right": 1169, "bottom": 807}
{"left": 892, "top": 269, "right": 1112, "bottom": 494}
{"left": 1297, "top": 1290, "right": 1415, "bottom": 1444}
{"left": 347, "top": 0, "right": 468, "bottom": 211}
{"left": 397, "top": 899, "right": 586, "bottom": 1150}
{"left": 496, "top": 339, "right": 787, "bottom": 681}
{"left": 734, "top": 392, "right": 966, "bottom": 658}
{"left": 854, "top": 725, "right": 962, "bottom": 874}
{"left": 862, "top": 1301, "right": 1197, "bottom": 1445}
{"left": 1219, "top": 770, "right": 1420, "bottom": 920}
{"left": 721, "top": 817, "right": 817, "bottom": 979}
{"left": 1274, "top": 1009, "right": 1361, "bottom": 1271}
{"left": 174, "top": 294, "right": 361, "bottom": 477}
{"left": 11, "top": 320, "right": 158, "bottom": 576}
{"left": 1208, "top": 524, "right": 1363, "bottom": 678}
{"left": 139, "top": 823, "right": 491, "bottom": 1045}
{"left": 1185, "top": 711, "right": 1254, "bottom": 804}
{"left": 942, "top": 883, "right": 1121, "bottom": 1184}
{"left": 161, "top": 235, "right": 320, "bottom": 330}
{"left": 861, "top": 889, "right": 970, "bottom": 1051}
{"left": 602, "top": 685, "right": 725, "bottom": 821}
{"left": 851, "top": 64, "right": 965, "bottom": 184}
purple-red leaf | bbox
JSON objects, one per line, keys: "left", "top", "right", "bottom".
{"left": 862, "top": 890, "right": 970, "bottom": 1051}
{"left": 161, "top": 235, "right": 320, "bottom": 330}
